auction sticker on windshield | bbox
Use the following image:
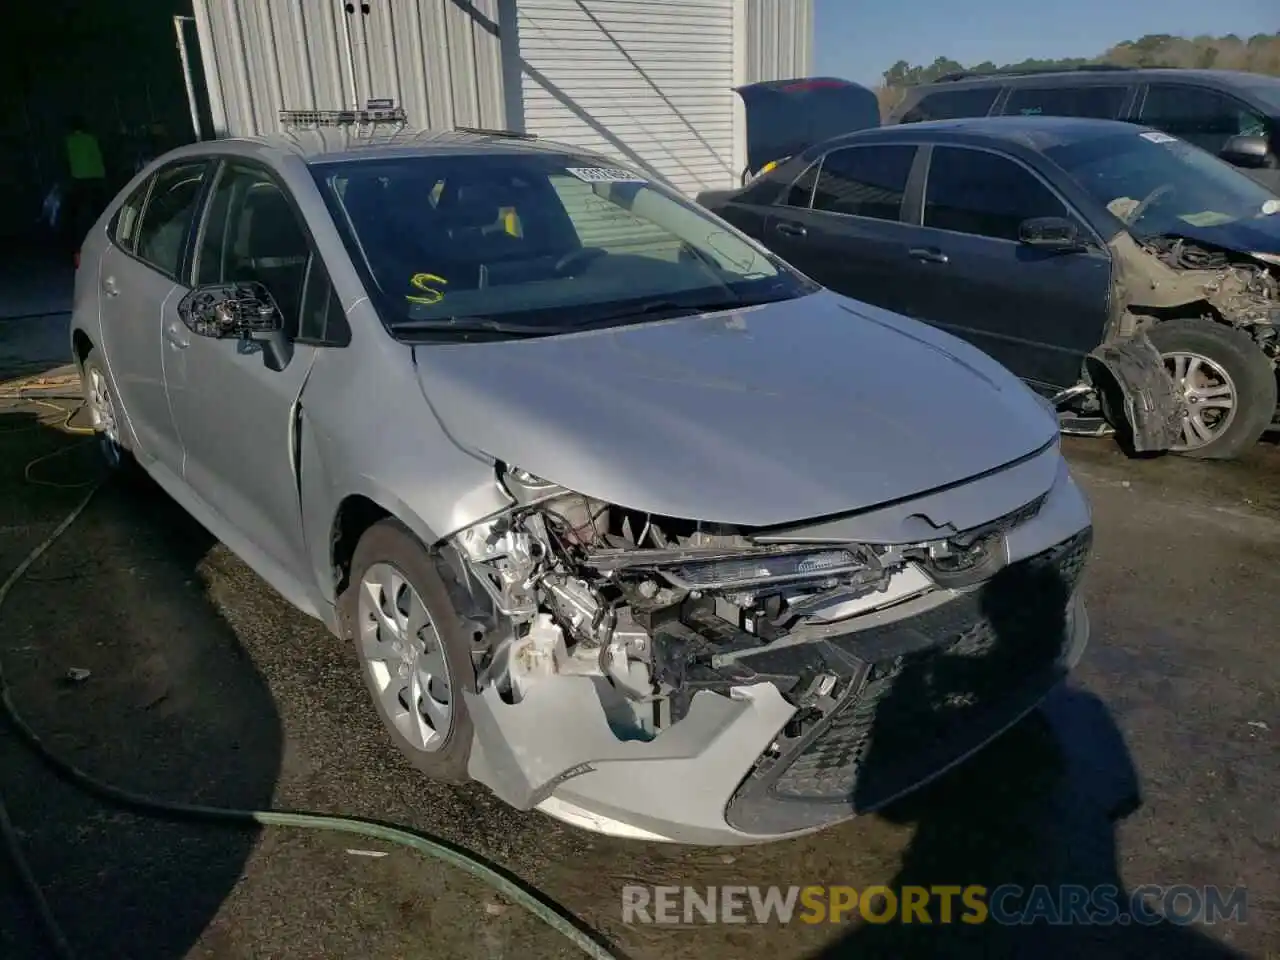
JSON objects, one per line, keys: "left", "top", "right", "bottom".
{"left": 1140, "top": 131, "right": 1179, "bottom": 144}
{"left": 566, "top": 166, "right": 647, "bottom": 183}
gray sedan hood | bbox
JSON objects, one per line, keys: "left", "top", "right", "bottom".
{"left": 413, "top": 291, "right": 1058, "bottom": 527}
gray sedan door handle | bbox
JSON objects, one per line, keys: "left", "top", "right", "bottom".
{"left": 908, "top": 247, "right": 949, "bottom": 264}
{"left": 775, "top": 221, "right": 807, "bottom": 238}
{"left": 102, "top": 275, "right": 120, "bottom": 297}
{"left": 164, "top": 323, "right": 190, "bottom": 350}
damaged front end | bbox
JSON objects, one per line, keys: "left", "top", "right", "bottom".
{"left": 446, "top": 458, "right": 1092, "bottom": 844}
{"left": 1058, "top": 233, "right": 1280, "bottom": 450}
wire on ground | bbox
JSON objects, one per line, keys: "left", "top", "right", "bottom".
{"left": 0, "top": 415, "right": 627, "bottom": 959}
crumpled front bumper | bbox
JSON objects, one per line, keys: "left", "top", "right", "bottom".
{"left": 463, "top": 457, "right": 1093, "bottom": 846}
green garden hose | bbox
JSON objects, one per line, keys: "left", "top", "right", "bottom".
{"left": 0, "top": 484, "right": 626, "bottom": 960}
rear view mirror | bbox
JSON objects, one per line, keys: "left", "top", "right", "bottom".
{"left": 177, "top": 281, "right": 293, "bottom": 371}
{"left": 1219, "top": 134, "right": 1273, "bottom": 169}
{"left": 1018, "top": 216, "right": 1085, "bottom": 252}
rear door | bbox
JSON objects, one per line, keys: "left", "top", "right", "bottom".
{"left": 763, "top": 143, "right": 920, "bottom": 315}
{"left": 97, "top": 160, "right": 209, "bottom": 473}
{"left": 1000, "top": 83, "right": 1136, "bottom": 120}
{"left": 897, "top": 145, "right": 1112, "bottom": 389}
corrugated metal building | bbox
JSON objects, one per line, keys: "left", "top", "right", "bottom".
{"left": 191, "top": 0, "right": 813, "bottom": 194}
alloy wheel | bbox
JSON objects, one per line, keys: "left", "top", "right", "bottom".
{"left": 1163, "top": 351, "right": 1238, "bottom": 452}
{"left": 357, "top": 562, "right": 453, "bottom": 752}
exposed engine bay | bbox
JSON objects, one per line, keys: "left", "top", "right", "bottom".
{"left": 1126, "top": 233, "right": 1280, "bottom": 350}
{"left": 448, "top": 464, "right": 1034, "bottom": 744}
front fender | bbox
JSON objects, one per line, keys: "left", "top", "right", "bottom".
{"left": 1086, "top": 332, "right": 1184, "bottom": 452}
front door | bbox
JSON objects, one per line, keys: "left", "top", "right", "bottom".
{"left": 163, "top": 160, "right": 320, "bottom": 585}
{"left": 898, "top": 145, "right": 1113, "bottom": 389}
{"left": 97, "top": 161, "right": 208, "bottom": 471}
{"left": 762, "top": 144, "right": 920, "bottom": 317}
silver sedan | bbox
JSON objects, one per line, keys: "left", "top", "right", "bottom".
{"left": 71, "top": 127, "right": 1092, "bottom": 845}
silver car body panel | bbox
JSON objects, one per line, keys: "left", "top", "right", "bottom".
{"left": 70, "top": 129, "right": 1093, "bottom": 844}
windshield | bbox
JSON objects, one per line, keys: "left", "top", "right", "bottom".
{"left": 312, "top": 152, "right": 813, "bottom": 337}
{"left": 1241, "top": 77, "right": 1280, "bottom": 114}
{"left": 1044, "top": 129, "right": 1280, "bottom": 237}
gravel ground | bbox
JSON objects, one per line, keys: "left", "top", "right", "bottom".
{"left": 0, "top": 374, "right": 1276, "bottom": 960}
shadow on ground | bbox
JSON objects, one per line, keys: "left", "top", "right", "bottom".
{"left": 808, "top": 681, "right": 1247, "bottom": 958}
{"left": 0, "top": 403, "right": 284, "bottom": 959}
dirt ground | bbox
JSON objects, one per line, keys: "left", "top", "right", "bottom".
{"left": 0, "top": 363, "right": 1276, "bottom": 960}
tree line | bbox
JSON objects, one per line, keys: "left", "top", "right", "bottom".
{"left": 875, "top": 31, "right": 1280, "bottom": 114}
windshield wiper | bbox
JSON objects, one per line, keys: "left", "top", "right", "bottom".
{"left": 570, "top": 295, "right": 745, "bottom": 328}
{"left": 391, "top": 317, "right": 577, "bottom": 336}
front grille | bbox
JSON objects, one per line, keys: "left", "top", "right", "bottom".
{"left": 725, "top": 527, "right": 1092, "bottom": 834}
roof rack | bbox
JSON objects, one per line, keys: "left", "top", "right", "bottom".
{"left": 934, "top": 64, "right": 1135, "bottom": 83}
{"left": 453, "top": 125, "right": 538, "bottom": 140}
{"left": 279, "top": 100, "right": 407, "bottom": 129}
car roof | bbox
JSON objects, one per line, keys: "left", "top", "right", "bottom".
{"left": 818, "top": 114, "right": 1145, "bottom": 153}
{"left": 196, "top": 126, "right": 608, "bottom": 165}
{"left": 914, "top": 67, "right": 1274, "bottom": 92}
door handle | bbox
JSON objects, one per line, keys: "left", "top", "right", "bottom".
{"left": 775, "top": 221, "right": 807, "bottom": 238}
{"left": 102, "top": 275, "right": 120, "bottom": 297}
{"left": 164, "top": 323, "right": 190, "bottom": 350}
{"left": 908, "top": 247, "right": 949, "bottom": 264}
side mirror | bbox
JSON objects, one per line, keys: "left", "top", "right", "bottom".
{"left": 177, "top": 281, "right": 293, "bottom": 371}
{"left": 1019, "top": 216, "right": 1085, "bottom": 252}
{"left": 1219, "top": 134, "right": 1273, "bottom": 169}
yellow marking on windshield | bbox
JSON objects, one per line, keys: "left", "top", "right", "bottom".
{"left": 406, "top": 272, "right": 448, "bottom": 304}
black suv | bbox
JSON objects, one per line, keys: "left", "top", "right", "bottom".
{"left": 888, "top": 67, "right": 1280, "bottom": 191}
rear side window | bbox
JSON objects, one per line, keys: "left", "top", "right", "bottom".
{"left": 135, "top": 162, "right": 207, "bottom": 278}
{"left": 111, "top": 180, "right": 152, "bottom": 253}
{"left": 1005, "top": 85, "right": 1129, "bottom": 120}
{"left": 924, "top": 146, "right": 1068, "bottom": 241}
{"left": 1140, "top": 84, "right": 1269, "bottom": 153}
{"left": 811, "top": 145, "right": 915, "bottom": 221}
{"left": 899, "top": 87, "right": 1000, "bottom": 123}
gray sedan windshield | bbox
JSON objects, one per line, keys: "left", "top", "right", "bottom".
{"left": 1045, "top": 130, "right": 1280, "bottom": 236}
{"left": 312, "top": 152, "right": 812, "bottom": 334}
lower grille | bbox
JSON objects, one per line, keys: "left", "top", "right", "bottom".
{"left": 725, "top": 527, "right": 1092, "bottom": 835}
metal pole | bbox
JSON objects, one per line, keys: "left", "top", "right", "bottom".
{"left": 340, "top": 2, "right": 360, "bottom": 110}
{"left": 173, "top": 15, "right": 204, "bottom": 140}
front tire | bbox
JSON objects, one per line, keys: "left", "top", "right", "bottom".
{"left": 1146, "top": 319, "right": 1277, "bottom": 460}
{"left": 338, "top": 519, "right": 475, "bottom": 781}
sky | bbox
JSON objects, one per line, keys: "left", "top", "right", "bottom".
{"left": 814, "top": 0, "right": 1278, "bottom": 86}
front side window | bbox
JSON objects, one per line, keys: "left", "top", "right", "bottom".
{"left": 134, "top": 161, "right": 207, "bottom": 277}
{"left": 196, "top": 163, "right": 312, "bottom": 335}
{"left": 924, "top": 146, "right": 1068, "bottom": 241}
{"left": 900, "top": 87, "right": 1000, "bottom": 123}
{"left": 1004, "top": 85, "right": 1129, "bottom": 120}
{"left": 1140, "top": 85, "right": 1269, "bottom": 153}
{"left": 781, "top": 161, "right": 819, "bottom": 208}
{"left": 1045, "top": 129, "right": 1279, "bottom": 238}
{"left": 811, "top": 145, "right": 915, "bottom": 222}
{"left": 312, "top": 153, "right": 814, "bottom": 337}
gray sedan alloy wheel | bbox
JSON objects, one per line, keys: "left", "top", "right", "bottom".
{"left": 357, "top": 561, "right": 453, "bottom": 753}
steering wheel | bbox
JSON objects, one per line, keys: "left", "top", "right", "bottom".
{"left": 554, "top": 247, "right": 606, "bottom": 276}
{"left": 1125, "top": 183, "right": 1174, "bottom": 226}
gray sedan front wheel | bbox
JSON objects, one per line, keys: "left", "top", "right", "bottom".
{"left": 340, "top": 518, "right": 475, "bottom": 781}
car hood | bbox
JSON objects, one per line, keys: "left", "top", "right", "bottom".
{"left": 1168, "top": 212, "right": 1280, "bottom": 257}
{"left": 412, "top": 291, "right": 1058, "bottom": 527}
{"left": 736, "top": 77, "right": 880, "bottom": 175}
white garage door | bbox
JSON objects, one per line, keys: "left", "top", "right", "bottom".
{"left": 516, "top": 0, "right": 737, "bottom": 197}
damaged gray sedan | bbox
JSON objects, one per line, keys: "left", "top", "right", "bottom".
{"left": 71, "top": 128, "right": 1092, "bottom": 844}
